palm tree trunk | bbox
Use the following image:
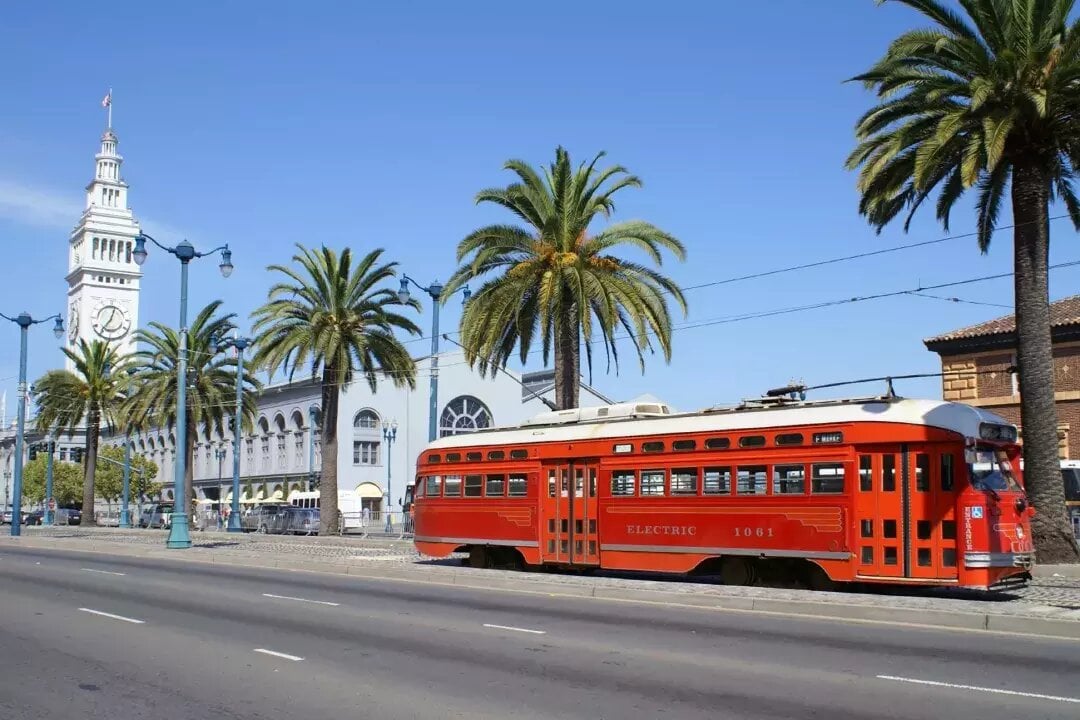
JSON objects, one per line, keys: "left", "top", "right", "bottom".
{"left": 319, "top": 363, "right": 340, "bottom": 535}
{"left": 82, "top": 407, "right": 100, "bottom": 526}
{"left": 1010, "top": 162, "right": 1080, "bottom": 564}
{"left": 553, "top": 310, "right": 581, "bottom": 410}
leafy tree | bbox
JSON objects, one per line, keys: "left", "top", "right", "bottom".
{"left": 445, "top": 146, "right": 687, "bottom": 409}
{"left": 94, "top": 445, "right": 160, "bottom": 507}
{"left": 847, "top": 0, "right": 1080, "bottom": 561}
{"left": 251, "top": 245, "right": 421, "bottom": 534}
{"left": 123, "top": 301, "right": 260, "bottom": 513}
{"left": 32, "top": 339, "right": 130, "bottom": 525}
{"left": 22, "top": 456, "right": 82, "bottom": 506}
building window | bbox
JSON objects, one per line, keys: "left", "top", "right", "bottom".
{"left": 353, "top": 440, "right": 380, "bottom": 465}
{"left": 439, "top": 395, "right": 493, "bottom": 437}
{"left": 354, "top": 409, "right": 380, "bottom": 430}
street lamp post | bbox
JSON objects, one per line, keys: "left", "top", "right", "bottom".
{"left": 121, "top": 433, "right": 132, "bottom": 528}
{"left": 397, "top": 277, "right": 469, "bottom": 443}
{"left": 133, "top": 233, "right": 233, "bottom": 549}
{"left": 44, "top": 433, "right": 55, "bottom": 526}
{"left": 382, "top": 420, "right": 398, "bottom": 533}
{"left": 1, "top": 311, "right": 63, "bottom": 537}
{"left": 209, "top": 334, "right": 250, "bottom": 533}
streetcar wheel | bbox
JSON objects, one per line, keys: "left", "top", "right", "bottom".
{"left": 468, "top": 546, "right": 491, "bottom": 569}
{"left": 719, "top": 557, "right": 755, "bottom": 586}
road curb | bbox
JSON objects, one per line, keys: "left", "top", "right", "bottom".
{"left": 3, "top": 536, "right": 1078, "bottom": 640}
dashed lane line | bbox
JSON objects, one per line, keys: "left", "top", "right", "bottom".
{"left": 82, "top": 568, "right": 127, "bottom": 576}
{"left": 483, "top": 623, "right": 546, "bottom": 635}
{"left": 253, "top": 648, "right": 304, "bottom": 662}
{"left": 78, "top": 608, "right": 145, "bottom": 624}
{"left": 877, "top": 675, "right": 1080, "bottom": 704}
{"left": 262, "top": 593, "right": 340, "bottom": 607}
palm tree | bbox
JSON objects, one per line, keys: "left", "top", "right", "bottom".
{"left": 847, "top": 0, "right": 1080, "bottom": 562}
{"left": 444, "top": 147, "right": 687, "bottom": 410}
{"left": 123, "top": 301, "right": 260, "bottom": 509}
{"left": 250, "top": 245, "right": 421, "bottom": 535}
{"left": 32, "top": 339, "right": 129, "bottom": 525}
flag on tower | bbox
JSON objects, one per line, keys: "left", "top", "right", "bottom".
{"left": 102, "top": 91, "right": 112, "bottom": 108}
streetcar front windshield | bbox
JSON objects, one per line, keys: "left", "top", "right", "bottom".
{"left": 969, "top": 447, "right": 1022, "bottom": 492}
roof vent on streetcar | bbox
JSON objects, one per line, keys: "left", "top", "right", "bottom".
{"left": 521, "top": 402, "right": 671, "bottom": 426}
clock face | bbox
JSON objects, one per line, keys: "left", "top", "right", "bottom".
{"left": 92, "top": 303, "right": 131, "bottom": 340}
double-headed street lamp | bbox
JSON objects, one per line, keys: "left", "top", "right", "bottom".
{"left": 382, "top": 419, "right": 398, "bottom": 532}
{"left": 1, "top": 311, "right": 63, "bottom": 537}
{"left": 208, "top": 334, "right": 251, "bottom": 533}
{"left": 397, "top": 277, "right": 469, "bottom": 443}
{"left": 133, "top": 233, "right": 233, "bottom": 549}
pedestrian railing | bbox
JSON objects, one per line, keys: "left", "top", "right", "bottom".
{"left": 340, "top": 510, "right": 414, "bottom": 539}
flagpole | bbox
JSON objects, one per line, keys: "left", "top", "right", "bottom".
{"left": 107, "top": 87, "right": 112, "bottom": 129}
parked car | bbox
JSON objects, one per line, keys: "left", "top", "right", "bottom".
{"left": 240, "top": 503, "right": 290, "bottom": 533}
{"left": 283, "top": 507, "right": 319, "bottom": 536}
{"left": 1, "top": 508, "right": 27, "bottom": 524}
{"left": 55, "top": 506, "right": 82, "bottom": 525}
{"left": 139, "top": 503, "right": 172, "bottom": 529}
{"left": 24, "top": 510, "right": 44, "bottom": 525}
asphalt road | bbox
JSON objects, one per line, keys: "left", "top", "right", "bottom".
{"left": 0, "top": 546, "right": 1077, "bottom": 720}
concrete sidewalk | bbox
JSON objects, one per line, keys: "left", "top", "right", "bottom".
{"left": 4, "top": 526, "right": 1079, "bottom": 639}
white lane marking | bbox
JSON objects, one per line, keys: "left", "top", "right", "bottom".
{"left": 877, "top": 675, "right": 1080, "bottom": 704}
{"left": 82, "top": 568, "right": 126, "bottom": 576}
{"left": 253, "top": 648, "right": 304, "bottom": 662}
{"left": 78, "top": 608, "right": 145, "bottom": 625}
{"left": 262, "top": 593, "right": 339, "bottom": 607}
{"left": 483, "top": 623, "right": 546, "bottom": 635}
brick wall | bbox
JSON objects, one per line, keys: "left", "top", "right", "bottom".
{"left": 975, "top": 352, "right": 1014, "bottom": 398}
{"left": 942, "top": 358, "right": 977, "bottom": 401}
{"left": 1053, "top": 345, "right": 1080, "bottom": 392}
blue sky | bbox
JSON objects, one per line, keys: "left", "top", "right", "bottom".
{"left": 1, "top": 0, "right": 1078, "bottom": 415}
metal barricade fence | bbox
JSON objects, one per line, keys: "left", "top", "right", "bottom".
{"left": 339, "top": 510, "right": 414, "bottom": 538}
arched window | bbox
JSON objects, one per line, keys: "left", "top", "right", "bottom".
{"left": 354, "top": 409, "right": 380, "bottom": 430}
{"left": 352, "top": 408, "right": 381, "bottom": 466}
{"left": 439, "top": 396, "right": 493, "bottom": 437}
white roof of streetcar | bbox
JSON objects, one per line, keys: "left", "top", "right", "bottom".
{"left": 425, "top": 397, "right": 1014, "bottom": 451}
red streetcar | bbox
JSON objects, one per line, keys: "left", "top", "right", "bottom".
{"left": 412, "top": 392, "right": 1034, "bottom": 590}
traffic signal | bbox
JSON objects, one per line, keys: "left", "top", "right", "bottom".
{"left": 28, "top": 444, "right": 38, "bottom": 461}
{"left": 71, "top": 447, "right": 83, "bottom": 464}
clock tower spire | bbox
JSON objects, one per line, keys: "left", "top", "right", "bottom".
{"left": 65, "top": 96, "right": 142, "bottom": 368}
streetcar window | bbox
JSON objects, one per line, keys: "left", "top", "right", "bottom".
{"left": 882, "top": 455, "right": 896, "bottom": 492}
{"left": 446, "top": 453, "right": 461, "bottom": 462}
{"left": 464, "top": 475, "right": 482, "bottom": 497}
{"left": 642, "top": 441, "right": 665, "bottom": 453}
{"left": 488, "top": 450, "right": 505, "bottom": 461}
{"left": 773, "top": 464, "right": 806, "bottom": 494}
{"left": 915, "top": 453, "right": 930, "bottom": 492}
{"left": 969, "top": 447, "right": 1022, "bottom": 492}
{"left": 613, "top": 443, "right": 633, "bottom": 454}
{"left": 508, "top": 474, "right": 527, "bottom": 496}
{"left": 671, "top": 468, "right": 698, "bottom": 494}
{"left": 942, "top": 520, "right": 956, "bottom": 540}
{"left": 705, "top": 437, "right": 730, "bottom": 450}
{"left": 425, "top": 476, "right": 442, "bottom": 497}
{"left": 739, "top": 436, "right": 766, "bottom": 448}
{"left": 612, "top": 470, "right": 636, "bottom": 496}
{"left": 704, "top": 467, "right": 732, "bottom": 494}
{"left": 640, "top": 469, "right": 666, "bottom": 496}
{"left": 466, "top": 452, "right": 482, "bottom": 462}
{"left": 510, "top": 449, "right": 529, "bottom": 460}
{"left": 859, "top": 456, "right": 872, "bottom": 492}
{"left": 737, "top": 466, "right": 768, "bottom": 495}
{"left": 486, "top": 474, "right": 506, "bottom": 496}
{"left": 776, "top": 433, "right": 804, "bottom": 446}
{"left": 444, "top": 475, "right": 462, "bottom": 497}
{"left": 427, "top": 454, "right": 441, "bottom": 463}
{"left": 548, "top": 470, "right": 556, "bottom": 497}
{"left": 673, "top": 439, "right": 696, "bottom": 452}
{"left": 812, "top": 463, "right": 846, "bottom": 494}
{"left": 941, "top": 454, "right": 955, "bottom": 492}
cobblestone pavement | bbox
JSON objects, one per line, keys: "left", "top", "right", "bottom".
{"left": 12, "top": 525, "right": 1080, "bottom": 619}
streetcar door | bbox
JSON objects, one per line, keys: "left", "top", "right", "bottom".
{"left": 906, "top": 445, "right": 960, "bottom": 581}
{"left": 854, "top": 449, "right": 907, "bottom": 579}
{"left": 540, "top": 461, "right": 599, "bottom": 566}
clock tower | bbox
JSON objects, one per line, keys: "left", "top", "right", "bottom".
{"left": 65, "top": 117, "right": 141, "bottom": 368}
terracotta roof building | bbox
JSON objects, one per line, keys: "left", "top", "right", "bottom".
{"left": 924, "top": 294, "right": 1080, "bottom": 459}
